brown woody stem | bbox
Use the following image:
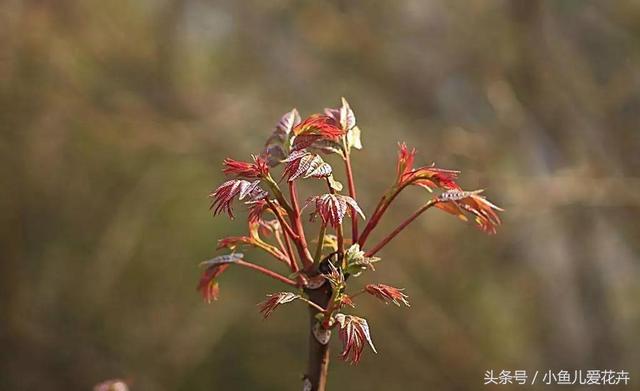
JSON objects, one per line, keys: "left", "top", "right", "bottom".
{"left": 304, "top": 285, "right": 332, "bottom": 391}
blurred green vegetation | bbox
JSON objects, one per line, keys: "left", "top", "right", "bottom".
{"left": 1, "top": 1, "right": 639, "bottom": 390}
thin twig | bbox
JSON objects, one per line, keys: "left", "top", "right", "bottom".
{"left": 273, "top": 224, "right": 299, "bottom": 272}
{"left": 254, "top": 239, "right": 290, "bottom": 265}
{"left": 343, "top": 152, "right": 359, "bottom": 242}
{"left": 365, "top": 200, "right": 437, "bottom": 257}
{"left": 266, "top": 199, "right": 299, "bottom": 241}
{"left": 235, "top": 259, "right": 298, "bottom": 286}
{"left": 299, "top": 296, "right": 327, "bottom": 313}
{"left": 326, "top": 177, "right": 345, "bottom": 261}
{"left": 289, "top": 181, "right": 315, "bottom": 268}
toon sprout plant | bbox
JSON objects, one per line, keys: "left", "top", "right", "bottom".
{"left": 198, "top": 98, "right": 502, "bottom": 391}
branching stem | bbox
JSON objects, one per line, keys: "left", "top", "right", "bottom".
{"left": 365, "top": 200, "right": 437, "bottom": 257}
{"left": 289, "top": 182, "right": 315, "bottom": 268}
{"left": 299, "top": 296, "right": 327, "bottom": 313}
{"left": 253, "top": 239, "right": 290, "bottom": 265}
{"left": 282, "top": 229, "right": 298, "bottom": 272}
{"left": 357, "top": 181, "right": 411, "bottom": 247}
{"left": 235, "top": 259, "right": 297, "bottom": 287}
{"left": 343, "top": 150, "right": 359, "bottom": 242}
{"left": 266, "top": 199, "right": 298, "bottom": 241}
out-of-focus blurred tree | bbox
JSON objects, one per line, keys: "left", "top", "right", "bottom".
{"left": 1, "top": 1, "right": 639, "bottom": 390}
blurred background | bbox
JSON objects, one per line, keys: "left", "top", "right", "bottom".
{"left": 1, "top": 0, "right": 639, "bottom": 390}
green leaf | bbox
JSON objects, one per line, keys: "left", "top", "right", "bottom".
{"left": 328, "top": 175, "right": 343, "bottom": 192}
{"left": 346, "top": 125, "right": 362, "bottom": 151}
{"left": 343, "top": 244, "right": 380, "bottom": 276}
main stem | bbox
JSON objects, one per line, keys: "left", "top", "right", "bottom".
{"left": 304, "top": 285, "right": 332, "bottom": 391}
{"left": 314, "top": 223, "right": 327, "bottom": 263}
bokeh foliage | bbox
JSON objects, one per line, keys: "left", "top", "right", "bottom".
{"left": 1, "top": 1, "right": 639, "bottom": 390}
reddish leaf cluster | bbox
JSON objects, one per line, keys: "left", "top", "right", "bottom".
{"left": 365, "top": 284, "right": 410, "bottom": 307}
{"left": 335, "top": 314, "right": 377, "bottom": 364}
{"left": 223, "top": 155, "right": 269, "bottom": 178}
{"left": 291, "top": 114, "right": 345, "bottom": 151}
{"left": 197, "top": 263, "right": 230, "bottom": 303}
{"left": 305, "top": 194, "right": 365, "bottom": 228}
{"left": 258, "top": 292, "right": 299, "bottom": 319}
{"left": 198, "top": 98, "right": 503, "bottom": 372}
{"left": 209, "top": 179, "right": 268, "bottom": 218}
{"left": 263, "top": 109, "right": 301, "bottom": 166}
{"left": 396, "top": 142, "right": 460, "bottom": 191}
{"left": 197, "top": 254, "right": 243, "bottom": 302}
{"left": 282, "top": 150, "right": 333, "bottom": 181}
{"left": 436, "top": 189, "right": 503, "bottom": 234}
{"left": 325, "top": 97, "right": 356, "bottom": 132}
{"left": 217, "top": 236, "right": 252, "bottom": 250}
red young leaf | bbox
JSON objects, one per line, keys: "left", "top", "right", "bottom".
{"left": 257, "top": 292, "right": 300, "bottom": 318}
{"left": 395, "top": 143, "right": 461, "bottom": 191}
{"left": 436, "top": 189, "right": 503, "bottom": 234}
{"left": 197, "top": 253, "right": 243, "bottom": 303}
{"left": 209, "top": 179, "right": 268, "bottom": 218}
{"left": 223, "top": 155, "right": 269, "bottom": 178}
{"left": 291, "top": 115, "right": 345, "bottom": 151}
{"left": 264, "top": 108, "right": 302, "bottom": 166}
{"left": 335, "top": 313, "right": 377, "bottom": 364}
{"left": 276, "top": 108, "right": 301, "bottom": 136}
{"left": 325, "top": 97, "right": 356, "bottom": 132}
{"left": 364, "top": 284, "right": 410, "bottom": 307}
{"left": 304, "top": 194, "right": 365, "bottom": 228}
{"left": 282, "top": 150, "right": 333, "bottom": 181}
{"left": 246, "top": 199, "right": 286, "bottom": 224}
{"left": 217, "top": 236, "right": 253, "bottom": 250}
